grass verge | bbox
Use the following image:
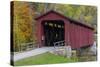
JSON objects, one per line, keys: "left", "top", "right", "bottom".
{"left": 14, "top": 52, "right": 78, "bottom": 66}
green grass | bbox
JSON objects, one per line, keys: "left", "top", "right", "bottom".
{"left": 78, "top": 55, "right": 97, "bottom": 62}
{"left": 14, "top": 52, "right": 78, "bottom": 66}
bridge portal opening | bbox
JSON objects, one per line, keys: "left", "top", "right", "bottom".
{"left": 42, "top": 20, "right": 65, "bottom": 46}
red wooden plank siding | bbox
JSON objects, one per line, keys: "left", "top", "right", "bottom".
{"left": 80, "top": 26, "right": 83, "bottom": 47}
{"left": 65, "top": 20, "right": 70, "bottom": 46}
{"left": 35, "top": 10, "right": 94, "bottom": 49}
{"left": 36, "top": 20, "right": 41, "bottom": 47}
{"left": 75, "top": 24, "right": 78, "bottom": 48}
{"left": 69, "top": 23, "right": 80, "bottom": 49}
{"left": 69, "top": 23, "right": 75, "bottom": 49}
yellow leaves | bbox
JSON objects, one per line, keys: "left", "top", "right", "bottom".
{"left": 14, "top": 1, "right": 32, "bottom": 19}
{"left": 84, "top": 16, "right": 92, "bottom": 23}
{"left": 13, "top": 1, "right": 35, "bottom": 45}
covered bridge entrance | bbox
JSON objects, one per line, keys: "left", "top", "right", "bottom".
{"left": 42, "top": 20, "right": 64, "bottom": 46}
{"left": 35, "top": 10, "right": 94, "bottom": 49}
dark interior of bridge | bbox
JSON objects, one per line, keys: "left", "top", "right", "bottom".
{"left": 42, "top": 20, "right": 65, "bottom": 46}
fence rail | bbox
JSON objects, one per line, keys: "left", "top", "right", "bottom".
{"left": 53, "top": 40, "right": 65, "bottom": 48}
{"left": 18, "top": 42, "right": 38, "bottom": 52}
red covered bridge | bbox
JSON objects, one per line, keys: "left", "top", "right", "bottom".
{"left": 35, "top": 10, "right": 94, "bottom": 49}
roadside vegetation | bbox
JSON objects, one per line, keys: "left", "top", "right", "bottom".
{"left": 14, "top": 51, "right": 96, "bottom": 66}
{"left": 14, "top": 52, "right": 78, "bottom": 66}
